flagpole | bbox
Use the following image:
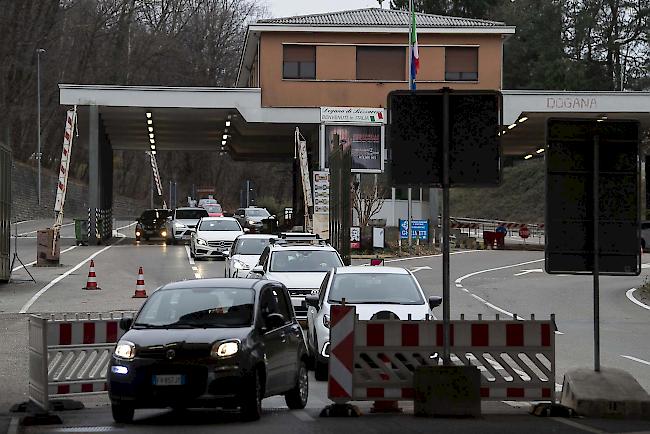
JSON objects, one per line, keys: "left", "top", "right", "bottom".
{"left": 408, "top": 0, "right": 413, "bottom": 90}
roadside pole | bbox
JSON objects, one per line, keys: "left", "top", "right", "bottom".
{"left": 593, "top": 135, "right": 600, "bottom": 372}
{"left": 408, "top": 188, "right": 412, "bottom": 248}
{"left": 442, "top": 89, "right": 451, "bottom": 364}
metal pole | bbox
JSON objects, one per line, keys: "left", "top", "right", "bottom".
{"left": 593, "top": 135, "right": 600, "bottom": 372}
{"left": 169, "top": 180, "right": 172, "bottom": 208}
{"left": 150, "top": 170, "right": 154, "bottom": 209}
{"left": 408, "top": 0, "right": 413, "bottom": 90}
{"left": 408, "top": 187, "right": 412, "bottom": 247}
{"left": 36, "top": 49, "right": 45, "bottom": 206}
{"left": 442, "top": 89, "right": 451, "bottom": 365}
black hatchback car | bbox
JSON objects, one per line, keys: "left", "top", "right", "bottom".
{"left": 108, "top": 278, "right": 309, "bottom": 422}
{"left": 135, "top": 209, "right": 172, "bottom": 241}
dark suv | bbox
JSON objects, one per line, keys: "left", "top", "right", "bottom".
{"left": 108, "top": 278, "right": 309, "bottom": 422}
{"left": 135, "top": 209, "right": 172, "bottom": 241}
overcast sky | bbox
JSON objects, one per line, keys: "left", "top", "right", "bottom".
{"left": 263, "top": 0, "right": 384, "bottom": 18}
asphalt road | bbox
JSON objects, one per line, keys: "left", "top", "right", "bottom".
{"left": 1, "top": 221, "right": 649, "bottom": 433}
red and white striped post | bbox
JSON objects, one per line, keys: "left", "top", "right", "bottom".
{"left": 328, "top": 304, "right": 355, "bottom": 403}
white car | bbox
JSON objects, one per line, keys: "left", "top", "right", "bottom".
{"left": 190, "top": 217, "right": 244, "bottom": 260}
{"left": 225, "top": 234, "right": 276, "bottom": 278}
{"left": 247, "top": 235, "right": 344, "bottom": 321}
{"left": 165, "top": 207, "right": 209, "bottom": 245}
{"left": 305, "top": 266, "right": 442, "bottom": 381}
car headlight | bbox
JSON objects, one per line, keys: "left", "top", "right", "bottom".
{"left": 114, "top": 340, "right": 136, "bottom": 360}
{"left": 196, "top": 239, "right": 207, "bottom": 246}
{"left": 248, "top": 220, "right": 256, "bottom": 225}
{"left": 135, "top": 231, "right": 141, "bottom": 237}
{"left": 211, "top": 341, "right": 239, "bottom": 358}
{"left": 233, "top": 259, "right": 249, "bottom": 270}
{"left": 161, "top": 230, "right": 167, "bottom": 237}
{"left": 323, "top": 314, "right": 330, "bottom": 329}
{"left": 174, "top": 222, "right": 185, "bottom": 228}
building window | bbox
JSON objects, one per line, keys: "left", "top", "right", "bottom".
{"left": 445, "top": 47, "right": 478, "bottom": 81}
{"left": 283, "top": 45, "right": 316, "bottom": 79}
{"left": 356, "top": 46, "right": 406, "bottom": 81}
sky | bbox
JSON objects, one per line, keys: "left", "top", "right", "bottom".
{"left": 263, "top": 0, "right": 385, "bottom": 18}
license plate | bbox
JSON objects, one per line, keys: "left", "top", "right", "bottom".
{"left": 152, "top": 375, "right": 185, "bottom": 386}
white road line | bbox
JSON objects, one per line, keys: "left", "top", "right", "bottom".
{"left": 410, "top": 266, "right": 432, "bottom": 273}
{"left": 115, "top": 221, "right": 137, "bottom": 231}
{"left": 626, "top": 288, "right": 650, "bottom": 311}
{"left": 192, "top": 266, "right": 198, "bottom": 271}
{"left": 185, "top": 245, "right": 195, "bottom": 265}
{"left": 454, "top": 258, "right": 544, "bottom": 284}
{"left": 621, "top": 355, "right": 650, "bottom": 366}
{"left": 11, "top": 245, "right": 77, "bottom": 272}
{"left": 513, "top": 268, "right": 543, "bottom": 277}
{"left": 14, "top": 220, "right": 34, "bottom": 225}
{"left": 19, "top": 239, "right": 125, "bottom": 313}
{"left": 19, "top": 221, "right": 74, "bottom": 236}
{"left": 455, "top": 283, "right": 463, "bottom": 288}
{"left": 384, "top": 250, "right": 482, "bottom": 263}
{"left": 194, "top": 273, "right": 202, "bottom": 279}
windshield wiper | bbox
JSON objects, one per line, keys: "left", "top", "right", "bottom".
{"left": 132, "top": 323, "right": 195, "bottom": 329}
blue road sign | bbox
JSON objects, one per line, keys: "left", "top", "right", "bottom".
{"left": 399, "top": 219, "right": 429, "bottom": 240}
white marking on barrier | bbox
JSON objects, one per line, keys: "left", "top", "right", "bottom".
{"left": 20, "top": 239, "right": 126, "bottom": 313}
{"left": 620, "top": 355, "right": 650, "bottom": 366}
{"left": 626, "top": 288, "right": 650, "bottom": 311}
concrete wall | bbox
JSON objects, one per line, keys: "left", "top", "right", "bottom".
{"left": 373, "top": 198, "right": 431, "bottom": 227}
{"left": 259, "top": 32, "right": 503, "bottom": 107}
{"left": 11, "top": 161, "right": 146, "bottom": 221}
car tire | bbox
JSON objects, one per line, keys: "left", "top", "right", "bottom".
{"left": 190, "top": 248, "right": 195, "bottom": 259}
{"left": 285, "top": 361, "right": 308, "bottom": 410}
{"left": 111, "top": 402, "right": 134, "bottom": 423}
{"left": 315, "top": 359, "right": 328, "bottom": 381}
{"left": 240, "top": 370, "right": 262, "bottom": 421}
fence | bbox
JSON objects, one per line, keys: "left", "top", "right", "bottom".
{"left": 328, "top": 306, "right": 555, "bottom": 405}
{"left": 28, "top": 313, "right": 133, "bottom": 411}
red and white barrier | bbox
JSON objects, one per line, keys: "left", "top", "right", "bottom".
{"left": 47, "top": 318, "right": 120, "bottom": 346}
{"left": 328, "top": 305, "right": 355, "bottom": 403}
{"left": 328, "top": 308, "right": 555, "bottom": 405}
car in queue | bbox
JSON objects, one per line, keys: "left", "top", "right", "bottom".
{"left": 197, "top": 197, "right": 218, "bottom": 208}
{"left": 225, "top": 234, "right": 277, "bottom": 278}
{"left": 247, "top": 234, "right": 344, "bottom": 322}
{"left": 135, "top": 209, "right": 172, "bottom": 241}
{"left": 164, "top": 207, "right": 209, "bottom": 245}
{"left": 202, "top": 203, "right": 224, "bottom": 217}
{"left": 305, "top": 266, "right": 442, "bottom": 381}
{"left": 234, "top": 207, "right": 272, "bottom": 233}
{"left": 190, "top": 217, "right": 244, "bottom": 260}
{"left": 108, "top": 278, "right": 309, "bottom": 423}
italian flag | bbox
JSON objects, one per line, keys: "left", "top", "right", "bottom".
{"left": 410, "top": 0, "right": 419, "bottom": 90}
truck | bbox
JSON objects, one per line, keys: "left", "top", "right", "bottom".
{"left": 0, "top": 139, "right": 10, "bottom": 283}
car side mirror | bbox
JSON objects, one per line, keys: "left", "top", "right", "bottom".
{"left": 428, "top": 296, "right": 443, "bottom": 309}
{"left": 305, "top": 294, "right": 319, "bottom": 309}
{"left": 119, "top": 317, "right": 133, "bottom": 331}
{"left": 264, "top": 312, "right": 286, "bottom": 330}
{"left": 251, "top": 265, "right": 264, "bottom": 275}
{"left": 244, "top": 228, "right": 250, "bottom": 233}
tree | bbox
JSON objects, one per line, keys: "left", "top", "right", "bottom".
{"left": 352, "top": 175, "right": 389, "bottom": 230}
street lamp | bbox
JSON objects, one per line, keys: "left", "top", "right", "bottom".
{"left": 36, "top": 48, "right": 46, "bottom": 206}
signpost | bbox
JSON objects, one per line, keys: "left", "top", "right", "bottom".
{"left": 399, "top": 219, "right": 429, "bottom": 241}
{"left": 389, "top": 89, "right": 502, "bottom": 364}
{"left": 518, "top": 226, "right": 530, "bottom": 239}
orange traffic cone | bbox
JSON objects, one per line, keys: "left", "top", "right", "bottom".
{"left": 83, "top": 259, "right": 101, "bottom": 290}
{"left": 132, "top": 267, "right": 148, "bottom": 298}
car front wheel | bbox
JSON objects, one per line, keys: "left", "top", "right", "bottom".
{"left": 240, "top": 370, "right": 262, "bottom": 421}
{"left": 285, "top": 361, "right": 308, "bottom": 409}
{"left": 111, "top": 402, "right": 134, "bottom": 423}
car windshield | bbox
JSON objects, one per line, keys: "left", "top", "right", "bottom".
{"left": 234, "top": 237, "right": 274, "bottom": 255}
{"left": 134, "top": 287, "right": 254, "bottom": 328}
{"left": 199, "top": 220, "right": 241, "bottom": 231}
{"left": 176, "top": 209, "right": 208, "bottom": 219}
{"left": 328, "top": 273, "right": 425, "bottom": 305}
{"left": 141, "top": 210, "right": 160, "bottom": 220}
{"left": 247, "top": 209, "right": 270, "bottom": 217}
{"left": 204, "top": 204, "right": 222, "bottom": 213}
{"left": 270, "top": 250, "right": 342, "bottom": 272}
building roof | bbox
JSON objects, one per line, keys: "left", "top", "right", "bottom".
{"left": 258, "top": 7, "right": 506, "bottom": 28}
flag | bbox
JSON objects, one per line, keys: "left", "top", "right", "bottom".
{"left": 410, "top": 0, "right": 419, "bottom": 90}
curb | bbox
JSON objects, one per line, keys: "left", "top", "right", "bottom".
{"left": 625, "top": 287, "right": 650, "bottom": 311}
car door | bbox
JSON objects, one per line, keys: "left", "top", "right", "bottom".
{"left": 258, "top": 286, "right": 291, "bottom": 395}
{"left": 307, "top": 271, "right": 330, "bottom": 350}
{"left": 273, "top": 285, "right": 301, "bottom": 391}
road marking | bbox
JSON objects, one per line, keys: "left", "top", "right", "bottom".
{"left": 552, "top": 418, "right": 607, "bottom": 434}
{"left": 14, "top": 220, "right": 34, "bottom": 225}
{"left": 115, "top": 221, "right": 137, "bottom": 231}
{"left": 410, "top": 266, "right": 432, "bottom": 273}
{"left": 19, "top": 221, "right": 74, "bottom": 236}
{"left": 455, "top": 258, "right": 544, "bottom": 284}
{"left": 384, "top": 250, "right": 482, "bottom": 264}
{"left": 192, "top": 266, "right": 198, "bottom": 271}
{"left": 11, "top": 245, "right": 77, "bottom": 272}
{"left": 626, "top": 288, "right": 650, "bottom": 311}
{"left": 513, "top": 268, "right": 543, "bottom": 276}
{"left": 19, "top": 239, "right": 125, "bottom": 313}
{"left": 621, "top": 355, "right": 650, "bottom": 366}
{"left": 194, "top": 273, "right": 202, "bottom": 279}
{"left": 185, "top": 245, "right": 195, "bottom": 265}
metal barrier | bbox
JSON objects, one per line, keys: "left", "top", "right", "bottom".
{"left": 328, "top": 306, "right": 555, "bottom": 404}
{"left": 28, "top": 313, "right": 133, "bottom": 411}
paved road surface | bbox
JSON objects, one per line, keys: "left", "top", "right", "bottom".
{"left": 1, "top": 222, "right": 648, "bottom": 433}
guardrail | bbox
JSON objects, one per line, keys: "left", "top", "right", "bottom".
{"left": 29, "top": 313, "right": 134, "bottom": 411}
{"left": 328, "top": 306, "right": 555, "bottom": 405}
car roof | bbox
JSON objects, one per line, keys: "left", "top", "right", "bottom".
{"left": 199, "top": 216, "right": 237, "bottom": 222}
{"left": 236, "top": 234, "right": 277, "bottom": 239}
{"left": 334, "top": 266, "right": 410, "bottom": 275}
{"left": 269, "top": 244, "right": 337, "bottom": 251}
{"left": 159, "top": 278, "right": 279, "bottom": 292}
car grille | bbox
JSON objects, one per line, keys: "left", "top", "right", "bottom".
{"left": 138, "top": 344, "right": 210, "bottom": 360}
{"left": 207, "top": 240, "right": 233, "bottom": 249}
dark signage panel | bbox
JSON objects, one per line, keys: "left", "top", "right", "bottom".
{"left": 545, "top": 119, "right": 640, "bottom": 276}
{"left": 388, "top": 90, "right": 501, "bottom": 187}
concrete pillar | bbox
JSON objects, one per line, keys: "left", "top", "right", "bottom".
{"left": 88, "top": 105, "right": 100, "bottom": 244}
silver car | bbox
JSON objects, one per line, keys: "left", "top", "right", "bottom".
{"left": 225, "top": 234, "right": 276, "bottom": 277}
{"left": 305, "top": 266, "right": 442, "bottom": 381}
{"left": 165, "top": 207, "right": 209, "bottom": 245}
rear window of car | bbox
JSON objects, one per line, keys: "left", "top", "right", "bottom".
{"left": 270, "top": 249, "right": 342, "bottom": 272}
{"left": 176, "top": 209, "right": 209, "bottom": 219}
{"left": 246, "top": 209, "right": 270, "bottom": 217}
{"left": 234, "top": 237, "right": 274, "bottom": 255}
{"left": 328, "top": 273, "right": 425, "bottom": 305}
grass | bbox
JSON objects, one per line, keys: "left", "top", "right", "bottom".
{"left": 450, "top": 159, "right": 545, "bottom": 223}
